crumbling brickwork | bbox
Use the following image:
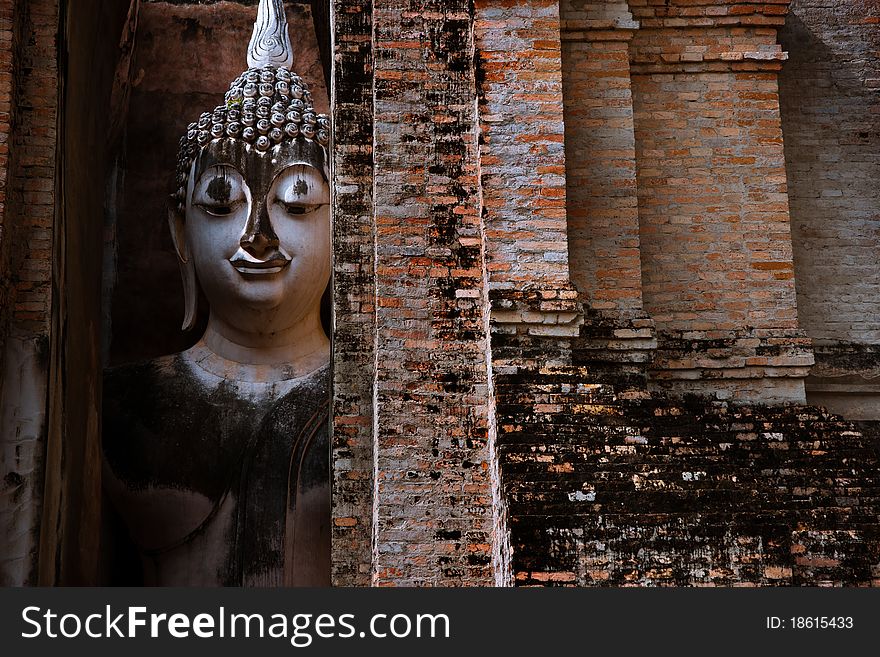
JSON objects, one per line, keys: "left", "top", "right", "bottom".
{"left": 330, "top": 0, "right": 376, "bottom": 587}
{"left": 494, "top": 334, "right": 880, "bottom": 585}
{"left": 558, "top": 0, "right": 657, "bottom": 373}
{"left": 634, "top": 70, "right": 797, "bottom": 333}
{"left": 368, "top": 0, "right": 498, "bottom": 586}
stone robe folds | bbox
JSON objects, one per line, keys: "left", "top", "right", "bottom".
{"left": 102, "top": 353, "right": 330, "bottom": 586}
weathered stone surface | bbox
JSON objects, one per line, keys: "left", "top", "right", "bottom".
{"left": 2, "top": 0, "right": 880, "bottom": 589}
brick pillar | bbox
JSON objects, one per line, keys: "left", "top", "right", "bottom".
{"left": 368, "top": 0, "right": 503, "bottom": 586}
{"left": 629, "top": 0, "right": 812, "bottom": 403}
{"left": 330, "top": 0, "right": 375, "bottom": 587}
{"left": 474, "top": 0, "right": 582, "bottom": 344}
{"left": 559, "top": 0, "right": 655, "bottom": 366}
{"left": 475, "top": 0, "right": 569, "bottom": 291}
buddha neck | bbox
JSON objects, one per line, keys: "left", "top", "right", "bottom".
{"left": 185, "top": 312, "right": 330, "bottom": 384}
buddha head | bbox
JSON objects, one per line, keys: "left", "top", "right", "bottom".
{"left": 168, "top": 0, "right": 330, "bottom": 342}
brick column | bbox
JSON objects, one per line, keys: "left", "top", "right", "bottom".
{"left": 474, "top": 0, "right": 582, "bottom": 348}
{"left": 559, "top": 0, "right": 655, "bottom": 367}
{"left": 475, "top": 0, "right": 569, "bottom": 291}
{"left": 629, "top": 0, "right": 812, "bottom": 403}
{"left": 369, "top": 0, "right": 504, "bottom": 586}
{"left": 330, "top": 0, "right": 376, "bottom": 587}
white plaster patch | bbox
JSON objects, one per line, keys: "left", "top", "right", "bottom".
{"left": 568, "top": 490, "right": 596, "bottom": 502}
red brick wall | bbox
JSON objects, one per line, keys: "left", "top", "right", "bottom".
{"left": 369, "top": 0, "right": 498, "bottom": 587}
{"left": 781, "top": 0, "right": 880, "bottom": 345}
{"left": 330, "top": 0, "right": 376, "bottom": 587}
{"left": 779, "top": 0, "right": 880, "bottom": 417}
{"left": 334, "top": 0, "right": 583, "bottom": 586}
{"left": 633, "top": 68, "right": 797, "bottom": 332}
{"left": 560, "top": 1, "right": 644, "bottom": 317}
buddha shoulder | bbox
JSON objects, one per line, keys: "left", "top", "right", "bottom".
{"left": 102, "top": 354, "right": 249, "bottom": 492}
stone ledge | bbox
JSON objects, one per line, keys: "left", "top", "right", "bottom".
{"left": 630, "top": 49, "right": 788, "bottom": 74}
{"left": 652, "top": 328, "right": 814, "bottom": 377}
{"left": 807, "top": 381, "right": 880, "bottom": 394}
{"left": 809, "top": 342, "right": 880, "bottom": 381}
{"left": 629, "top": 0, "right": 791, "bottom": 30}
{"left": 491, "top": 285, "right": 584, "bottom": 338}
{"left": 560, "top": 18, "right": 639, "bottom": 43}
{"left": 573, "top": 308, "right": 658, "bottom": 366}
{"left": 647, "top": 329, "right": 814, "bottom": 403}
{"left": 805, "top": 343, "right": 880, "bottom": 420}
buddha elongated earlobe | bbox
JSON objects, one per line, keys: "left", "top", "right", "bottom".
{"left": 168, "top": 206, "right": 198, "bottom": 331}
{"left": 179, "top": 254, "right": 198, "bottom": 332}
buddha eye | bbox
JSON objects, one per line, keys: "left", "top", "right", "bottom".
{"left": 192, "top": 166, "right": 246, "bottom": 217}
{"left": 274, "top": 164, "right": 329, "bottom": 219}
{"left": 197, "top": 202, "right": 239, "bottom": 216}
{"left": 280, "top": 202, "right": 321, "bottom": 216}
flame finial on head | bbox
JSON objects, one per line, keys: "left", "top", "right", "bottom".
{"left": 247, "top": 0, "right": 294, "bottom": 69}
{"left": 173, "top": 0, "right": 330, "bottom": 218}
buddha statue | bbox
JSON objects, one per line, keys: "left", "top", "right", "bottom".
{"left": 102, "top": 0, "right": 332, "bottom": 586}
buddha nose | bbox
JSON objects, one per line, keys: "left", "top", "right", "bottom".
{"left": 240, "top": 199, "right": 279, "bottom": 256}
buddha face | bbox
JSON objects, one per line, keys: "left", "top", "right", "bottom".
{"left": 173, "top": 138, "right": 330, "bottom": 337}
